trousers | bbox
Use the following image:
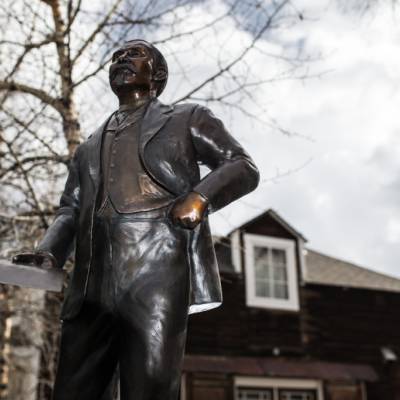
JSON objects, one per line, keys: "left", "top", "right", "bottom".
{"left": 52, "top": 206, "right": 190, "bottom": 400}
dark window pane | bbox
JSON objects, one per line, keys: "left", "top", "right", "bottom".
{"left": 274, "top": 283, "right": 289, "bottom": 299}
{"left": 272, "top": 248, "right": 286, "bottom": 268}
{"left": 255, "top": 280, "right": 271, "bottom": 298}
{"left": 252, "top": 245, "right": 291, "bottom": 301}
{"left": 273, "top": 266, "right": 287, "bottom": 282}
{"left": 254, "top": 247, "right": 270, "bottom": 279}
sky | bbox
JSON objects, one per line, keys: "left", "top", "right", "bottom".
{"left": 204, "top": 0, "right": 400, "bottom": 278}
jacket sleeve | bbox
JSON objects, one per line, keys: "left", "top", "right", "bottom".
{"left": 35, "top": 146, "right": 81, "bottom": 268}
{"left": 190, "top": 105, "right": 260, "bottom": 213}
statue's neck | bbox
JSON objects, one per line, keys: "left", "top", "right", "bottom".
{"left": 117, "top": 89, "right": 154, "bottom": 109}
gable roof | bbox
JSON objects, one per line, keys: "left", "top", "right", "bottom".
{"left": 221, "top": 209, "right": 400, "bottom": 293}
{"left": 304, "top": 249, "right": 400, "bottom": 293}
{"left": 229, "top": 209, "right": 307, "bottom": 242}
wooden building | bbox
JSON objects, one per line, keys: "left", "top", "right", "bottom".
{"left": 182, "top": 209, "right": 400, "bottom": 400}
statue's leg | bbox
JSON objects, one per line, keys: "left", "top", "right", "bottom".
{"left": 101, "top": 366, "right": 120, "bottom": 400}
{"left": 52, "top": 213, "right": 119, "bottom": 400}
{"left": 51, "top": 301, "right": 119, "bottom": 400}
{"left": 110, "top": 217, "right": 190, "bottom": 400}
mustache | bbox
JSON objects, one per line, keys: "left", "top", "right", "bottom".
{"left": 109, "top": 63, "right": 137, "bottom": 79}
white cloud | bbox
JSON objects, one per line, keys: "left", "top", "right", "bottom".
{"left": 387, "top": 219, "right": 400, "bottom": 243}
{"left": 209, "top": 0, "right": 400, "bottom": 278}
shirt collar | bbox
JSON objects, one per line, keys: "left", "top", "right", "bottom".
{"left": 106, "top": 101, "right": 149, "bottom": 132}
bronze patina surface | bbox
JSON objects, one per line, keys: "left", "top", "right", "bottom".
{"left": 12, "top": 39, "right": 259, "bottom": 400}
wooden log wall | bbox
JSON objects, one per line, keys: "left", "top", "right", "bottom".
{"left": 186, "top": 272, "right": 303, "bottom": 357}
{"left": 185, "top": 211, "right": 400, "bottom": 399}
{"left": 300, "top": 284, "right": 400, "bottom": 364}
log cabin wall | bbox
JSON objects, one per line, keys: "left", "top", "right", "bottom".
{"left": 187, "top": 280, "right": 400, "bottom": 362}
{"left": 300, "top": 284, "right": 400, "bottom": 364}
{"left": 184, "top": 373, "right": 233, "bottom": 400}
{"left": 186, "top": 272, "right": 303, "bottom": 357}
{"left": 185, "top": 210, "right": 400, "bottom": 399}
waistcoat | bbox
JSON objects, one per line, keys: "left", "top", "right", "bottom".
{"left": 98, "top": 104, "right": 174, "bottom": 213}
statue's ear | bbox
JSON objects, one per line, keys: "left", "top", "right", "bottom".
{"left": 153, "top": 67, "right": 167, "bottom": 82}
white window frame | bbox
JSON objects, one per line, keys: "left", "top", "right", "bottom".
{"left": 234, "top": 376, "right": 324, "bottom": 400}
{"left": 231, "top": 229, "right": 242, "bottom": 273}
{"left": 244, "top": 234, "right": 299, "bottom": 311}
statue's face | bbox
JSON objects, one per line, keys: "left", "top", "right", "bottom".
{"left": 109, "top": 41, "right": 154, "bottom": 95}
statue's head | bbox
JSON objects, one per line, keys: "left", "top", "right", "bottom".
{"left": 109, "top": 39, "right": 168, "bottom": 98}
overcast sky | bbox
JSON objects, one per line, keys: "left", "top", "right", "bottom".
{"left": 206, "top": 0, "right": 400, "bottom": 278}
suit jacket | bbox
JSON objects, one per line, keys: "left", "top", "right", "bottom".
{"left": 37, "top": 98, "right": 260, "bottom": 320}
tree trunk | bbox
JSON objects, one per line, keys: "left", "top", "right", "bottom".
{"left": 6, "top": 288, "right": 45, "bottom": 400}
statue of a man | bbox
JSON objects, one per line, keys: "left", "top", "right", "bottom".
{"left": 13, "top": 39, "right": 259, "bottom": 400}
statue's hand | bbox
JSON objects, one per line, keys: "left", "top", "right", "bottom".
{"left": 169, "top": 192, "right": 209, "bottom": 230}
{"left": 12, "top": 251, "right": 57, "bottom": 269}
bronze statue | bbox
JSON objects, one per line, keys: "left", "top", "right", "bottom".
{"left": 13, "top": 39, "right": 259, "bottom": 400}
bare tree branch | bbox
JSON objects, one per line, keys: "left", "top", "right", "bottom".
{"left": 0, "top": 81, "right": 64, "bottom": 113}
{"left": 71, "top": 0, "right": 123, "bottom": 65}
{"left": 172, "top": 0, "right": 290, "bottom": 104}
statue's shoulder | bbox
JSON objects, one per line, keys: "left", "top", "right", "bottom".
{"left": 173, "top": 102, "right": 216, "bottom": 115}
{"left": 171, "top": 102, "right": 200, "bottom": 115}
{"left": 170, "top": 102, "right": 211, "bottom": 125}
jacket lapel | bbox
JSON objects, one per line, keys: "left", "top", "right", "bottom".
{"left": 139, "top": 98, "right": 173, "bottom": 156}
{"left": 87, "top": 114, "right": 114, "bottom": 188}
{"left": 138, "top": 99, "right": 174, "bottom": 193}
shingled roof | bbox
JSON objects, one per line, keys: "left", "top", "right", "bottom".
{"left": 304, "top": 249, "right": 400, "bottom": 293}
{"left": 217, "top": 208, "right": 400, "bottom": 293}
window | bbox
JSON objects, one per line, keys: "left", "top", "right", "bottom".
{"left": 237, "top": 387, "right": 273, "bottom": 400}
{"left": 237, "top": 388, "right": 317, "bottom": 400}
{"left": 235, "top": 377, "right": 323, "bottom": 400}
{"left": 279, "top": 389, "right": 317, "bottom": 400}
{"left": 244, "top": 234, "right": 299, "bottom": 311}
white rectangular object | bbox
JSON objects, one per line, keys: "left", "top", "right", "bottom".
{"left": 0, "top": 259, "right": 64, "bottom": 292}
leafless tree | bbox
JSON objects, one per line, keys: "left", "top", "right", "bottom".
{"left": 336, "top": 0, "right": 397, "bottom": 15}
{"left": 0, "top": 0, "right": 310, "bottom": 398}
